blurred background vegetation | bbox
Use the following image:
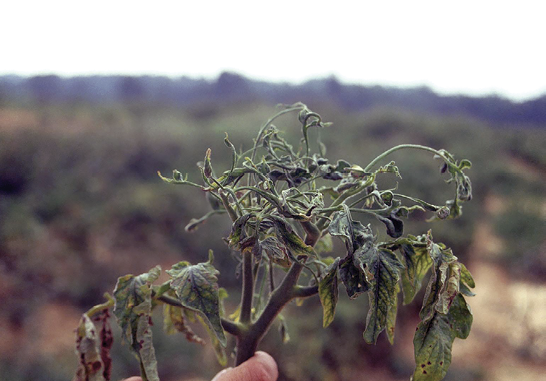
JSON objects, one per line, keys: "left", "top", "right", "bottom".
{"left": 0, "top": 74, "right": 545, "bottom": 381}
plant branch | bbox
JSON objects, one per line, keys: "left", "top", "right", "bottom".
{"left": 221, "top": 318, "right": 243, "bottom": 337}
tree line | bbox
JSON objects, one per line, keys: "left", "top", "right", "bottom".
{"left": 1, "top": 72, "right": 545, "bottom": 127}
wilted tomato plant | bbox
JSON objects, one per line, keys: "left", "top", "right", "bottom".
{"left": 73, "top": 103, "right": 475, "bottom": 381}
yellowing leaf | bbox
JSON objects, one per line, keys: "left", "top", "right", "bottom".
{"left": 163, "top": 303, "right": 205, "bottom": 345}
{"left": 319, "top": 258, "right": 340, "bottom": 327}
{"left": 167, "top": 258, "right": 227, "bottom": 347}
{"left": 399, "top": 242, "right": 433, "bottom": 305}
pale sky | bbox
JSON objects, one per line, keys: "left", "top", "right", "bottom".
{"left": 1, "top": 0, "right": 545, "bottom": 101}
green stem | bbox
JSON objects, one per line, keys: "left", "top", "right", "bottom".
{"left": 240, "top": 250, "right": 254, "bottom": 325}
{"left": 235, "top": 260, "right": 305, "bottom": 365}
{"left": 364, "top": 144, "right": 447, "bottom": 172}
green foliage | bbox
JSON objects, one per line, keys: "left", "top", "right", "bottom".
{"left": 74, "top": 103, "right": 476, "bottom": 380}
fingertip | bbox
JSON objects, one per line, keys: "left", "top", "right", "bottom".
{"left": 252, "top": 351, "right": 278, "bottom": 380}
{"left": 211, "top": 367, "right": 232, "bottom": 381}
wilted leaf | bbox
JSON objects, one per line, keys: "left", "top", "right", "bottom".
{"left": 260, "top": 236, "right": 291, "bottom": 268}
{"left": 339, "top": 257, "right": 369, "bottom": 299}
{"left": 319, "top": 258, "right": 340, "bottom": 327}
{"left": 113, "top": 266, "right": 161, "bottom": 381}
{"left": 268, "top": 216, "right": 314, "bottom": 257}
{"left": 167, "top": 255, "right": 227, "bottom": 346}
{"left": 358, "top": 247, "right": 404, "bottom": 344}
{"left": 420, "top": 235, "right": 459, "bottom": 321}
{"left": 378, "top": 161, "right": 401, "bottom": 178}
{"left": 163, "top": 303, "right": 205, "bottom": 345}
{"left": 376, "top": 211, "right": 404, "bottom": 238}
{"left": 328, "top": 205, "right": 374, "bottom": 255}
{"left": 73, "top": 305, "right": 113, "bottom": 381}
{"left": 228, "top": 214, "right": 253, "bottom": 249}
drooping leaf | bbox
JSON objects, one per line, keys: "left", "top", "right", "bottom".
{"left": 339, "top": 256, "right": 369, "bottom": 299}
{"left": 319, "top": 257, "right": 340, "bottom": 327}
{"left": 163, "top": 303, "right": 205, "bottom": 345}
{"left": 412, "top": 293, "right": 473, "bottom": 381}
{"left": 73, "top": 305, "right": 113, "bottom": 381}
{"left": 268, "top": 216, "right": 314, "bottom": 257}
{"left": 358, "top": 246, "right": 404, "bottom": 344}
{"left": 260, "top": 236, "right": 291, "bottom": 268}
{"left": 113, "top": 266, "right": 161, "bottom": 381}
{"left": 420, "top": 236, "right": 459, "bottom": 321}
{"left": 399, "top": 242, "right": 433, "bottom": 304}
{"left": 448, "top": 293, "right": 473, "bottom": 340}
{"left": 328, "top": 205, "right": 374, "bottom": 255}
{"left": 376, "top": 211, "right": 404, "bottom": 238}
{"left": 436, "top": 262, "right": 461, "bottom": 315}
{"left": 228, "top": 214, "right": 253, "bottom": 249}
{"left": 167, "top": 255, "right": 226, "bottom": 346}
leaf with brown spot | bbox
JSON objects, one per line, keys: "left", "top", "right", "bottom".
{"left": 73, "top": 306, "right": 113, "bottom": 381}
{"left": 412, "top": 294, "right": 473, "bottom": 381}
